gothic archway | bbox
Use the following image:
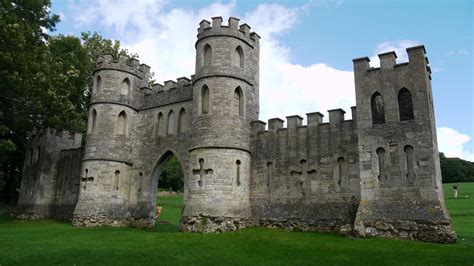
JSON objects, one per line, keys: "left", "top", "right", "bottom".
{"left": 150, "top": 150, "right": 186, "bottom": 231}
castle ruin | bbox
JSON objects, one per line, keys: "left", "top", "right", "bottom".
{"left": 14, "top": 17, "right": 456, "bottom": 243}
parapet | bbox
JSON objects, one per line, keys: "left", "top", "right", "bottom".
{"left": 268, "top": 118, "right": 284, "bottom": 131}
{"left": 95, "top": 54, "right": 150, "bottom": 80}
{"left": 286, "top": 115, "right": 303, "bottom": 128}
{"left": 328, "top": 109, "right": 346, "bottom": 125}
{"left": 164, "top": 80, "right": 177, "bottom": 91}
{"left": 141, "top": 76, "right": 193, "bottom": 109}
{"left": 352, "top": 45, "right": 430, "bottom": 79}
{"left": 28, "top": 128, "right": 82, "bottom": 146}
{"left": 197, "top": 16, "right": 260, "bottom": 45}
{"left": 306, "top": 112, "right": 324, "bottom": 126}
{"left": 177, "top": 77, "right": 191, "bottom": 86}
{"left": 251, "top": 120, "right": 266, "bottom": 133}
{"left": 252, "top": 108, "right": 355, "bottom": 134}
{"left": 160, "top": 77, "right": 191, "bottom": 91}
{"left": 378, "top": 51, "right": 397, "bottom": 69}
{"left": 151, "top": 83, "right": 164, "bottom": 93}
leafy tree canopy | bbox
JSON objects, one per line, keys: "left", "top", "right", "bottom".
{"left": 440, "top": 153, "right": 474, "bottom": 183}
{"left": 159, "top": 155, "right": 184, "bottom": 192}
{"left": 0, "top": 0, "right": 135, "bottom": 202}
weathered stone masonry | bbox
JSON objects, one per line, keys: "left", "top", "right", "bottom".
{"left": 14, "top": 17, "right": 456, "bottom": 243}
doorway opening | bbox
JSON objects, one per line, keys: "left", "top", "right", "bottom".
{"left": 152, "top": 151, "right": 184, "bottom": 232}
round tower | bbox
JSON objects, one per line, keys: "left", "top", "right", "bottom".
{"left": 72, "top": 55, "right": 150, "bottom": 226}
{"left": 182, "top": 17, "right": 260, "bottom": 232}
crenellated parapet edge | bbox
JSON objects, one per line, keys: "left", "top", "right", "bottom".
{"left": 197, "top": 17, "right": 260, "bottom": 47}
{"left": 140, "top": 76, "right": 193, "bottom": 109}
{"left": 148, "top": 76, "right": 192, "bottom": 93}
{"left": 28, "top": 128, "right": 82, "bottom": 144}
{"left": 352, "top": 45, "right": 431, "bottom": 79}
{"left": 250, "top": 107, "right": 357, "bottom": 134}
{"left": 95, "top": 54, "right": 151, "bottom": 80}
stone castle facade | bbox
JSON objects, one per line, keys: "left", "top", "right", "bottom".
{"left": 14, "top": 17, "right": 456, "bottom": 243}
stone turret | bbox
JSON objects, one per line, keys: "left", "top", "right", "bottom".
{"left": 181, "top": 17, "right": 260, "bottom": 232}
{"left": 352, "top": 45, "right": 456, "bottom": 243}
{"left": 72, "top": 55, "right": 148, "bottom": 227}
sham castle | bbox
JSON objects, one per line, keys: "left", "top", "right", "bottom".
{"left": 14, "top": 17, "right": 456, "bottom": 243}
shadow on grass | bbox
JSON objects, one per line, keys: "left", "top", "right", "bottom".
{"left": 0, "top": 205, "right": 14, "bottom": 223}
{"left": 155, "top": 221, "right": 180, "bottom": 232}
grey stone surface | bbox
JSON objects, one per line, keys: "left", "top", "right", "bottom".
{"left": 13, "top": 128, "right": 82, "bottom": 220}
{"left": 14, "top": 18, "right": 455, "bottom": 243}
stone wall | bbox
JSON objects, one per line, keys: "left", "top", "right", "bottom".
{"left": 14, "top": 128, "right": 82, "bottom": 219}
{"left": 250, "top": 110, "right": 360, "bottom": 232}
{"left": 52, "top": 148, "right": 83, "bottom": 219}
{"left": 141, "top": 78, "right": 193, "bottom": 109}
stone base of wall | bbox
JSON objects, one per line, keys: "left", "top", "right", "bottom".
{"left": 354, "top": 219, "right": 457, "bottom": 243}
{"left": 258, "top": 218, "right": 352, "bottom": 234}
{"left": 72, "top": 214, "right": 157, "bottom": 228}
{"left": 180, "top": 216, "right": 355, "bottom": 235}
{"left": 12, "top": 204, "right": 52, "bottom": 220}
{"left": 180, "top": 215, "right": 255, "bottom": 232}
{"left": 11, "top": 212, "right": 50, "bottom": 220}
{"left": 13, "top": 204, "right": 78, "bottom": 221}
{"left": 69, "top": 214, "right": 456, "bottom": 244}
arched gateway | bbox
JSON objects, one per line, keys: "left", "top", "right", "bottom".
{"left": 14, "top": 17, "right": 456, "bottom": 243}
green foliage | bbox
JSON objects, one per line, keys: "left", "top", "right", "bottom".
{"left": 0, "top": 184, "right": 473, "bottom": 265}
{"left": 0, "top": 1, "right": 135, "bottom": 202}
{"left": 158, "top": 155, "right": 184, "bottom": 191}
{"left": 440, "top": 153, "right": 474, "bottom": 183}
{"left": 43, "top": 35, "right": 90, "bottom": 132}
{"left": 0, "top": 0, "right": 59, "bottom": 202}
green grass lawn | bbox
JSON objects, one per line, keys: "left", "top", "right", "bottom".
{"left": 0, "top": 183, "right": 473, "bottom": 265}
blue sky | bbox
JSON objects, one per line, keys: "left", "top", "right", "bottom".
{"left": 50, "top": 0, "right": 473, "bottom": 160}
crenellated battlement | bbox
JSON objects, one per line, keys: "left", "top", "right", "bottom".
{"left": 28, "top": 128, "right": 82, "bottom": 144}
{"left": 197, "top": 17, "right": 260, "bottom": 45}
{"left": 95, "top": 54, "right": 151, "bottom": 79}
{"left": 353, "top": 45, "right": 431, "bottom": 79}
{"left": 141, "top": 76, "right": 193, "bottom": 109}
{"left": 251, "top": 107, "right": 356, "bottom": 134}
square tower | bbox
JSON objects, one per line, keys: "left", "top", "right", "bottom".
{"left": 353, "top": 46, "right": 456, "bottom": 243}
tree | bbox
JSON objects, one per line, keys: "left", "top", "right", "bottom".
{"left": 440, "top": 153, "right": 474, "bottom": 183}
{"left": 158, "top": 155, "right": 184, "bottom": 191}
{"left": 0, "top": 0, "right": 59, "bottom": 202}
{"left": 43, "top": 35, "right": 91, "bottom": 132}
{"left": 0, "top": 112, "right": 16, "bottom": 192}
{"left": 0, "top": 1, "right": 135, "bottom": 202}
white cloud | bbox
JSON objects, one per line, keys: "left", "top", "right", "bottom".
{"left": 369, "top": 40, "right": 421, "bottom": 67}
{"left": 68, "top": 1, "right": 356, "bottom": 122}
{"left": 242, "top": 3, "right": 355, "bottom": 122}
{"left": 70, "top": 0, "right": 164, "bottom": 36}
{"left": 71, "top": 0, "right": 235, "bottom": 81}
{"left": 244, "top": 3, "right": 302, "bottom": 38}
{"left": 437, "top": 127, "right": 474, "bottom": 161}
{"left": 446, "top": 49, "right": 470, "bottom": 56}
{"left": 125, "top": 2, "right": 236, "bottom": 81}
